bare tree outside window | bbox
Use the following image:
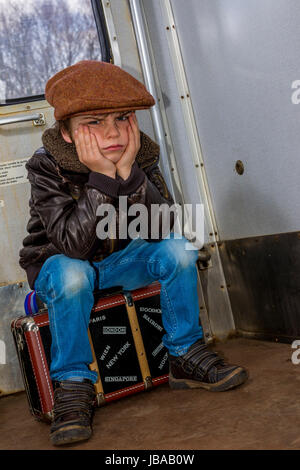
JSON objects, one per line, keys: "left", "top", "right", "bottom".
{"left": 0, "top": 0, "right": 103, "bottom": 102}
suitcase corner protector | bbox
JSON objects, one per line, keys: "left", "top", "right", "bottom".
{"left": 22, "top": 317, "right": 39, "bottom": 331}
{"left": 96, "top": 392, "right": 106, "bottom": 407}
{"left": 144, "top": 376, "right": 153, "bottom": 390}
{"left": 21, "top": 316, "right": 39, "bottom": 332}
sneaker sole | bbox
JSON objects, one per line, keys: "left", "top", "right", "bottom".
{"left": 50, "top": 424, "right": 92, "bottom": 446}
{"left": 169, "top": 367, "right": 248, "bottom": 392}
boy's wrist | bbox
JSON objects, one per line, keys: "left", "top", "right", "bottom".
{"left": 118, "top": 162, "right": 145, "bottom": 195}
{"left": 99, "top": 170, "right": 116, "bottom": 179}
{"left": 90, "top": 167, "right": 116, "bottom": 179}
{"left": 88, "top": 171, "right": 120, "bottom": 198}
{"left": 117, "top": 167, "right": 131, "bottom": 180}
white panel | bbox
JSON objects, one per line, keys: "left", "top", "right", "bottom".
{"left": 142, "top": 0, "right": 236, "bottom": 337}
{"left": 110, "top": 0, "right": 156, "bottom": 142}
{"left": 0, "top": 102, "right": 53, "bottom": 284}
{"left": 170, "top": 0, "right": 300, "bottom": 239}
{"left": 142, "top": 0, "right": 208, "bottom": 214}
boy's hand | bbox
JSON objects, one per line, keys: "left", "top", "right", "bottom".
{"left": 74, "top": 125, "right": 116, "bottom": 178}
{"left": 116, "top": 113, "right": 140, "bottom": 180}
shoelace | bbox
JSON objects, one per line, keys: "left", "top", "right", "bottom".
{"left": 53, "top": 383, "right": 95, "bottom": 421}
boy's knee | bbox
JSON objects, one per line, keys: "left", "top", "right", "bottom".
{"left": 39, "top": 255, "right": 95, "bottom": 298}
{"left": 61, "top": 266, "right": 93, "bottom": 298}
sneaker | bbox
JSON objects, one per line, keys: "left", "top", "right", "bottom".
{"left": 50, "top": 379, "right": 95, "bottom": 446}
{"left": 169, "top": 339, "right": 248, "bottom": 392}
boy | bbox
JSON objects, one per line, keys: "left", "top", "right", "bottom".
{"left": 19, "top": 61, "right": 247, "bottom": 446}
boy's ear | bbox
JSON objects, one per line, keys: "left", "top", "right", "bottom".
{"left": 60, "top": 126, "right": 73, "bottom": 144}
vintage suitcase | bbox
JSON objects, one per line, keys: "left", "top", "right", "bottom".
{"left": 11, "top": 282, "right": 169, "bottom": 422}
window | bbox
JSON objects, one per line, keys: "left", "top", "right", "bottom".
{"left": 0, "top": 0, "right": 110, "bottom": 105}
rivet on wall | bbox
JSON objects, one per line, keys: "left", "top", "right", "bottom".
{"left": 235, "top": 160, "right": 244, "bottom": 175}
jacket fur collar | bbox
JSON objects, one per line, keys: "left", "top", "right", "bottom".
{"left": 42, "top": 123, "right": 160, "bottom": 174}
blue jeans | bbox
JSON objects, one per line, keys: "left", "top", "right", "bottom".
{"left": 34, "top": 234, "right": 203, "bottom": 383}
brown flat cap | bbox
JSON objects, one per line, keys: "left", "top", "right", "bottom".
{"left": 45, "top": 60, "right": 155, "bottom": 120}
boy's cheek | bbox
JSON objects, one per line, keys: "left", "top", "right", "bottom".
{"left": 90, "top": 130, "right": 104, "bottom": 147}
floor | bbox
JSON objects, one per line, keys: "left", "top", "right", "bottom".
{"left": 1, "top": 337, "right": 300, "bottom": 450}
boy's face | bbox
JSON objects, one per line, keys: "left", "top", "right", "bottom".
{"left": 61, "top": 111, "right": 132, "bottom": 163}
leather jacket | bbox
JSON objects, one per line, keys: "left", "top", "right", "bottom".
{"left": 19, "top": 125, "right": 175, "bottom": 289}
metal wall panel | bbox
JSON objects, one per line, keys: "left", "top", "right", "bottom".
{"left": 0, "top": 283, "right": 29, "bottom": 395}
{"left": 142, "top": 0, "right": 209, "bottom": 219}
{"left": 164, "top": 0, "right": 300, "bottom": 240}
{"left": 219, "top": 232, "right": 300, "bottom": 342}
{"left": 0, "top": 102, "right": 54, "bottom": 284}
{"left": 141, "top": 0, "right": 236, "bottom": 339}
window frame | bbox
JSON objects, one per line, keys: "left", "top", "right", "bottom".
{"left": 0, "top": 0, "right": 112, "bottom": 107}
